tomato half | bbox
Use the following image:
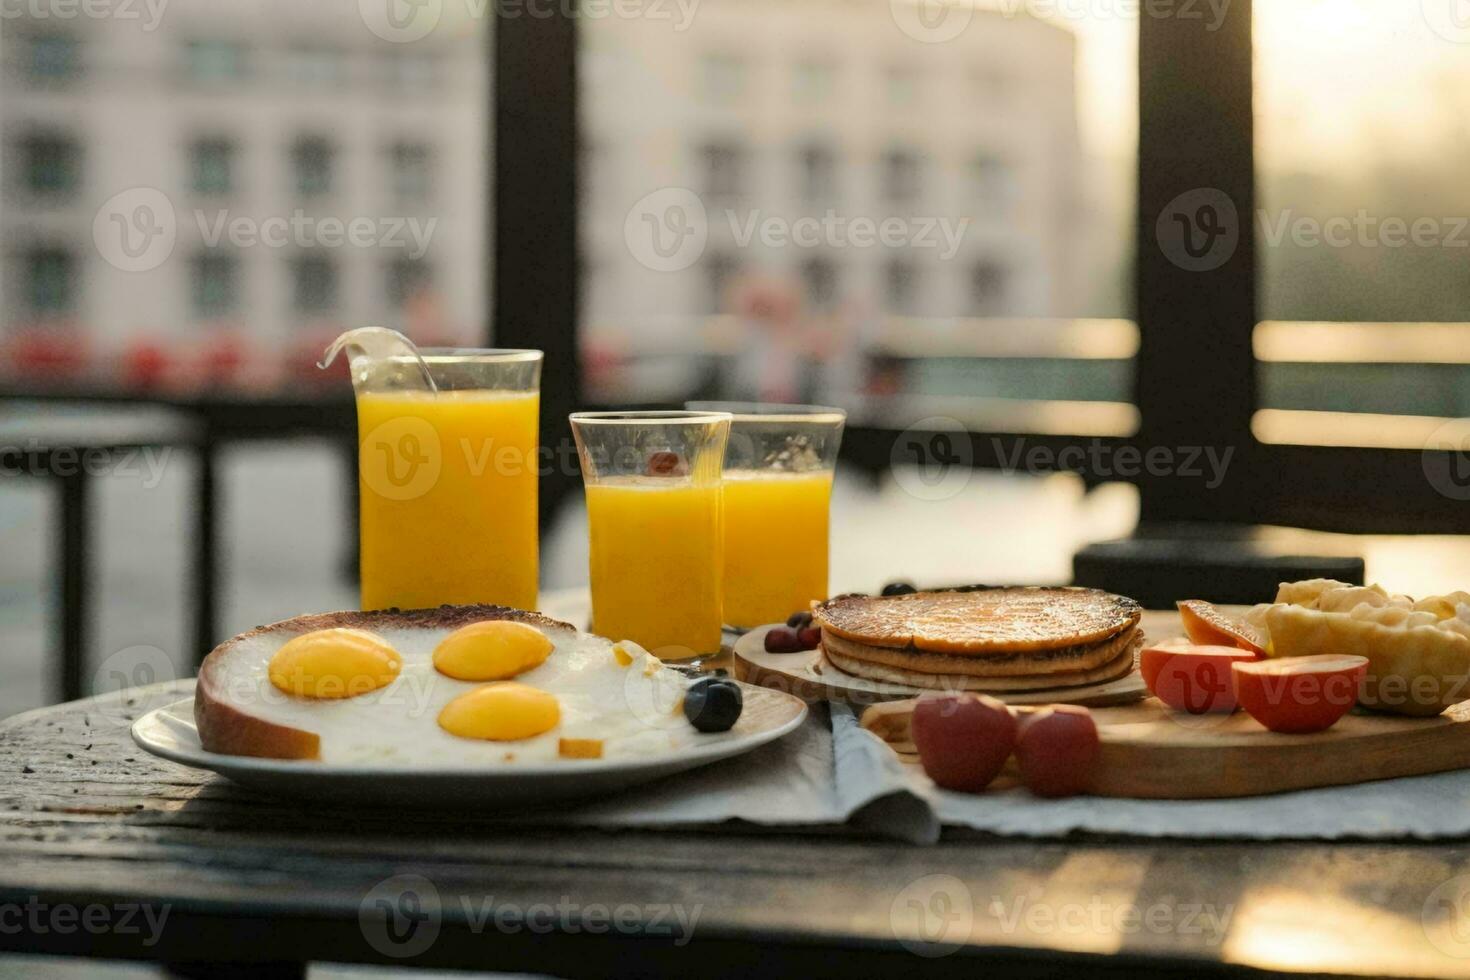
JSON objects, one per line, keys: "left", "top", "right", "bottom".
{"left": 1232, "top": 655, "right": 1368, "bottom": 734}
{"left": 1141, "top": 640, "right": 1259, "bottom": 714}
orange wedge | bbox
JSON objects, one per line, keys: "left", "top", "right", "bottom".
{"left": 1177, "top": 599, "right": 1267, "bottom": 657}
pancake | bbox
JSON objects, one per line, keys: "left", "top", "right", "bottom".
{"left": 814, "top": 586, "right": 1142, "bottom": 656}
{"left": 822, "top": 632, "right": 1141, "bottom": 692}
{"left": 820, "top": 622, "right": 1139, "bottom": 678}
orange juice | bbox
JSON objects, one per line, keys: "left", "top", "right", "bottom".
{"left": 722, "top": 470, "right": 832, "bottom": 628}
{"left": 356, "top": 389, "right": 539, "bottom": 611}
{"left": 585, "top": 477, "right": 723, "bottom": 655}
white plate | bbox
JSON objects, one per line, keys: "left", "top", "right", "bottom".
{"left": 132, "top": 686, "right": 806, "bottom": 808}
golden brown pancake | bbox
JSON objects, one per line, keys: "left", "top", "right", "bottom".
{"left": 823, "top": 632, "right": 1141, "bottom": 692}
{"left": 814, "top": 587, "right": 1142, "bottom": 655}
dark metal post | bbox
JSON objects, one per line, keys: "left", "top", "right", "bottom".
{"left": 191, "top": 441, "right": 218, "bottom": 664}
{"left": 57, "top": 467, "right": 89, "bottom": 701}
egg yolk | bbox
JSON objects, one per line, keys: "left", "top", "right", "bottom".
{"left": 437, "top": 683, "right": 560, "bottom": 741}
{"left": 432, "top": 620, "right": 554, "bottom": 681}
{"left": 268, "top": 628, "right": 401, "bottom": 699}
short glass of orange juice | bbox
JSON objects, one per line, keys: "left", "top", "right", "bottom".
{"left": 688, "top": 402, "right": 845, "bottom": 630}
{"left": 569, "top": 410, "right": 731, "bottom": 660}
{"left": 353, "top": 348, "right": 542, "bottom": 612}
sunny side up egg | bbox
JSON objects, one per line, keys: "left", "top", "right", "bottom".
{"left": 211, "top": 624, "right": 694, "bottom": 766}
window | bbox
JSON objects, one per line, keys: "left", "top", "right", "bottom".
{"left": 797, "top": 144, "right": 836, "bottom": 202}
{"left": 386, "top": 50, "right": 436, "bottom": 92}
{"left": 883, "top": 65, "right": 917, "bottom": 106}
{"left": 801, "top": 257, "right": 837, "bottom": 311}
{"left": 287, "top": 44, "right": 342, "bottom": 87}
{"left": 793, "top": 59, "right": 834, "bottom": 102}
{"left": 881, "top": 148, "right": 920, "bottom": 204}
{"left": 27, "top": 34, "right": 79, "bottom": 83}
{"left": 184, "top": 40, "right": 247, "bottom": 82}
{"left": 191, "top": 253, "right": 239, "bottom": 317}
{"left": 290, "top": 255, "right": 337, "bottom": 313}
{"left": 700, "top": 53, "right": 745, "bottom": 102}
{"left": 191, "top": 139, "right": 234, "bottom": 196}
{"left": 292, "top": 136, "right": 334, "bottom": 197}
{"left": 703, "top": 253, "right": 739, "bottom": 314}
{"left": 389, "top": 142, "right": 433, "bottom": 202}
{"left": 970, "top": 155, "right": 1014, "bottom": 209}
{"left": 24, "top": 248, "right": 75, "bottom": 314}
{"left": 387, "top": 257, "right": 432, "bottom": 308}
{"left": 885, "top": 260, "right": 917, "bottom": 315}
{"left": 969, "top": 261, "right": 1006, "bottom": 316}
{"left": 20, "top": 133, "right": 81, "bottom": 196}
{"left": 701, "top": 142, "right": 744, "bottom": 200}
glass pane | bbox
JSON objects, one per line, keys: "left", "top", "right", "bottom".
{"left": 1255, "top": 0, "right": 1470, "bottom": 444}
{"left": 580, "top": 2, "right": 1138, "bottom": 434}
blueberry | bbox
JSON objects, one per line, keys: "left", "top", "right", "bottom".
{"left": 683, "top": 677, "right": 743, "bottom": 733}
{"left": 881, "top": 582, "right": 918, "bottom": 597}
{"left": 786, "top": 610, "right": 814, "bottom": 630}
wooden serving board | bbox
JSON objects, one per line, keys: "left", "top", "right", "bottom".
{"left": 862, "top": 696, "right": 1470, "bottom": 799}
{"left": 730, "top": 610, "right": 1189, "bottom": 708}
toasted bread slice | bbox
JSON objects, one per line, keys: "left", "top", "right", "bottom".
{"left": 195, "top": 605, "right": 575, "bottom": 760}
{"left": 813, "top": 586, "right": 1142, "bottom": 656}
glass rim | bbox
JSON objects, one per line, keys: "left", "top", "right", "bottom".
{"left": 685, "top": 401, "right": 846, "bottom": 424}
{"left": 400, "top": 348, "right": 544, "bottom": 363}
{"left": 570, "top": 410, "right": 733, "bottom": 426}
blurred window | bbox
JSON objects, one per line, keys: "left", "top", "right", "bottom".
{"left": 191, "top": 139, "right": 234, "bottom": 196}
{"left": 20, "top": 133, "right": 81, "bottom": 196}
{"left": 793, "top": 59, "right": 834, "bottom": 102}
{"left": 883, "top": 64, "right": 917, "bottom": 106}
{"left": 971, "top": 154, "right": 1015, "bottom": 210}
{"left": 24, "top": 248, "right": 75, "bottom": 314}
{"left": 292, "top": 136, "right": 334, "bottom": 197}
{"left": 885, "top": 259, "right": 917, "bottom": 315}
{"left": 191, "top": 253, "right": 239, "bottom": 317}
{"left": 802, "top": 257, "right": 837, "bottom": 311}
{"left": 291, "top": 255, "right": 338, "bottom": 314}
{"left": 387, "top": 256, "right": 432, "bottom": 308}
{"left": 969, "top": 261, "right": 1007, "bottom": 316}
{"left": 882, "top": 148, "right": 920, "bottom": 204}
{"left": 700, "top": 53, "right": 746, "bottom": 102}
{"left": 386, "top": 50, "right": 437, "bottom": 92}
{"left": 797, "top": 143, "right": 836, "bottom": 202}
{"left": 703, "top": 253, "right": 740, "bottom": 313}
{"left": 287, "top": 44, "right": 343, "bottom": 87}
{"left": 701, "top": 142, "right": 744, "bottom": 200}
{"left": 185, "top": 39, "right": 247, "bottom": 82}
{"left": 389, "top": 141, "right": 433, "bottom": 202}
{"left": 27, "top": 34, "right": 79, "bottom": 83}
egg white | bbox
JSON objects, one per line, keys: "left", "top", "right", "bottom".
{"left": 212, "top": 625, "right": 700, "bottom": 765}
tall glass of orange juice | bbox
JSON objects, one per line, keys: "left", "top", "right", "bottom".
{"left": 350, "top": 347, "right": 542, "bottom": 611}
{"left": 689, "top": 403, "right": 845, "bottom": 629}
{"left": 570, "top": 411, "right": 731, "bottom": 659}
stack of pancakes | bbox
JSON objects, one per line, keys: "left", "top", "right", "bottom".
{"left": 813, "top": 587, "right": 1142, "bottom": 691}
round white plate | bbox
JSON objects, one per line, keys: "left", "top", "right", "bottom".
{"left": 132, "top": 685, "right": 806, "bottom": 808}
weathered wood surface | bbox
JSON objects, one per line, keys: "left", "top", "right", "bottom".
{"left": 2, "top": 682, "right": 1470, "bottom": 977}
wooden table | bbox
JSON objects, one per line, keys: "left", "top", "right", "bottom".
{"left": 4, "top": 681, "right": 1470, "bottom": 978}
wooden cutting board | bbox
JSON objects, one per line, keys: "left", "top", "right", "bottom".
{"left": 862, "top": 696, "right": 1470, "bottom": 799}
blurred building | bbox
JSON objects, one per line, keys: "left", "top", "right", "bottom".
{"left": 0, "top": 0, "right": 485, "bottom": 382}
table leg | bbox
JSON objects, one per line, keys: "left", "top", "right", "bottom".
{"left": 191, "top": 442, "right": 218, "bottom": 665}
{"left": 56, "top": 469, "right": 90, "bottom": 703}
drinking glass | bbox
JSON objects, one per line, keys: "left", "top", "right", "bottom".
{"left": 688, "top": 402, "right": 845, "bottom": 629}
{"left": 569, "top": 411, "right": 731, "bottom": 659}
{"left": 351, "top": 348, "right": 542, "bottom": 611}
